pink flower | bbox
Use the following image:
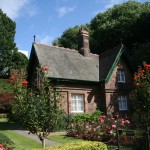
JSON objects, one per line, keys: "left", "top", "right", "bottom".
{"left": 112, "top": 124, "right": 116, "bottom": 129}
{"left": 101, "top": 115, "right": 106, "bottom": 119}
{"left": 99, "top": 118, "right": 104, "bottom": 122}
{"left": 96, "top": 126, "right": 100, "bottom": 129}
{"left": 44, "top": 67, "right": 48, "bottom": 71}
{"left": 124, "top": 120, "right": 130, "bottom": 124}
{"left": 0, "top": 144, "right": 2, "bottom": 147}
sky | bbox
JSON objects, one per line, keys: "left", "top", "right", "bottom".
{"left": 0, "top": 0, "right": 149, "bottom": 57}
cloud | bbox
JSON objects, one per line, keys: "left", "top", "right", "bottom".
{"left": 0, "top": 0, "right": 37, "bottom": 20}
{"left": 56, "top": 6, "right": 74, "bottom": 17}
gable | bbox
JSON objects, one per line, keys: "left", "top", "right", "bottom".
{"left": 99, "top": 45, "right": 124, "bottom": 83}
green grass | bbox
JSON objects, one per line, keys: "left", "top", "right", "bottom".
{"left": 0, "top": 130, "right": 42, "bottom": 150}
{"left": 47, "top": 135, "right": 83, "bottom": 144}
{"left": 0, "top": 121, "right": 42, "bottom": 150}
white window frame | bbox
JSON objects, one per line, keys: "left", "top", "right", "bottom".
{"left": 117, "top": 69, "right": 125, "bottom": 83}
{"left": 71, "top": 94, "right": 84, "bottom": 113}
{"left": 118, "top": 95, "right": 128, "bottom": 111}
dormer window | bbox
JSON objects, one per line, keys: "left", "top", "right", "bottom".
{"left": 117, "top": 69, "right": 125, "bottom": 83}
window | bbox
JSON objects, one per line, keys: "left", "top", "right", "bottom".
{"left": 117, "top": 69, "right": 125, "bottom": 83}
{"left": 71, "top": 94, "right": 84, "bottom": 113}
{"left": 118, "top": 95, "right": 128, "bottom": 111}
{"left": 35, "top": 69, "right": 41, "bottom": 87}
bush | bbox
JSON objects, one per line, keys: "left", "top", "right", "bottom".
{"left": 33, "top": 141, "right": 107, "bottom": 150}
{"left": 0, "top": 132, "right": 14, "bottom": 146}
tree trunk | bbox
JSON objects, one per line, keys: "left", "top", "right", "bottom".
{"left": 42, "top": 138, "right": 45, "bottom": 148}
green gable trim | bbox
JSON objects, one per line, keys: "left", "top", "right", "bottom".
{"left": 105, "top": 45, "right": 124, "bottom": 83}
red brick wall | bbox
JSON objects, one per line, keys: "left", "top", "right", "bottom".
{"left": 56, "top": 82, "right": 98, "bottom": 115}
{"left": 105, "top": 59, "right": 133, "bottom": 116}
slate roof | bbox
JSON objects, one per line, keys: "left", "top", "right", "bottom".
{"left": 32, "top": 43, "right": 99, "bottom": 82}
{"left": 30, "top": 43, "right": 123, "bottom": 83}
{"left": 99, "top": 45, "right": 124, "bottom": 82}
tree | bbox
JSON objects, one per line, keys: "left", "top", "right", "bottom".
{"left": 131, "top": 63, "right": 150, "bottom": 123}
{"left": 52, "top": 24, "right": 90, "bottom": 50}
{"left": 9, "top": 67, "right": 64, "bottom": 148}
{"left": 0, "top": 9, "right": 28, "bottom": 76}
{"left": 90, "top": 1, "right": 150, "bottom": 53}
{"left": 52, "top": 2, "right": 150, "bottom": 69}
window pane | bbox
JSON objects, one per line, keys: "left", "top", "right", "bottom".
{"left": 118, "top": 69, "right": 125, "bottom": 82}
{"left": 71, "top": 94, "right": 84, "bottom": 113}
{"left": 118, "top": 95, "right": 127, "bottom": 111}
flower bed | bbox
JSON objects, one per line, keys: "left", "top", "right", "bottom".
{"left": 67, "top": 114, "right": 131, "bottom": 145}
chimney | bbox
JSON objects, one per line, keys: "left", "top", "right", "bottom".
{"left": 77, "top": 29, "right": 90, "bottom": 57}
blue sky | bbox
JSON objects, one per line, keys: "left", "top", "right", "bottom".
{"left": 0, "top": 0, "right": 149, "bottom": 57}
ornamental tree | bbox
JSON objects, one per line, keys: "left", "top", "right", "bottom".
{"left": 9, "top": 67, "right": 64, "bottom": 148}
{"left": 131, "top": 63, "right": 150, "bottom": 122}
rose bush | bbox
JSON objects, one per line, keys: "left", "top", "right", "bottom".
{"left": 131, "top": 63, "right": 150, "bottom": 123}
{"left": 67, "top": 114, "right": 131, "bottom": 145}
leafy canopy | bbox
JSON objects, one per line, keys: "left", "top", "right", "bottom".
{"left": 0, "top": 9, "right": 28, "bottom": 76}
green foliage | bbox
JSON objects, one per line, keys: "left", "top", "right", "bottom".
{"left": 0, "top": 9, "right": 16, "bottom": 75}
{"left": 9, "top": 67, "right": 64, "bottom": 148}
{"left": 67, "top": 114, "right": 130, "bottom": 145}
{"left": 131, "top": 63, "right": 150, "bottom": 122}
{"left": 0, "top": 79, "right": 13, "bottom": 93}
{"left": 52, "top": 1, "right": 150, "bottom": 69}
{"left": 52, "top": 24, "right": 90, "bottom": 50}
{"left": 68, "top": 109, "right": 102, "bottom": 124}
{"left": 0, "top": 132, "right": 14, "bottom": 146}
{"left": 33, "top": 141, "right": 108, "bottom": 150}
{"left": 90, "top": 1, "right": 150, "bottom": 53}
{"left": 0, "top": 9, "right": 28, "bottom": 76}
{"left": 12, "top": 51, "right": 28, "bottom": 69}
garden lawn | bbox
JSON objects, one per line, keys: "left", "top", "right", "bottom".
{"left": 48, "top": 135, "right": 83, "bottom": 144}
{"left": 0, "top": 130, "right": 42, "bottom": 150}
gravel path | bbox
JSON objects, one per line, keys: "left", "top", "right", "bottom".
{"left": 13, "top": 129, "right": 61, "bottom": 147}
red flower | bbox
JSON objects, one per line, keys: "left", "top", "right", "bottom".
{"left": 44, "top": 67, "right": 48, "bottom": 71}
{"left": 8, "top": 76, "right": 16, "bottom": 83}
{"left": 8, "top": 79, "right": 13, "bottom": 83}
{"left": 22, "top": 80, "right": 28, "bottom": 85}
{"left": 137, "top": 74, "right": 141, "bottom": 78}
{"left": 0, "top": 144, "right": 2, "bottom": 147}
{"left": 135, "top": 83, "right": 139, "bottom": 86}
{"left": 142, "top": 70, "right": 145, "bottom": 73}
{"left": 144, "top": 64, "right": 150, "bottom": 68}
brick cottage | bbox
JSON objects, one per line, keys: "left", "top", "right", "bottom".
{"left": 27, "top": 29, "right": 133, "bottom": 116}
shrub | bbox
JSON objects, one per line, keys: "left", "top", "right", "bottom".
{"left": 67, "top": 114, "right": 131, "bottom": 144}
{"left": 0, "top": 132, "right": 13, "bottom": 147}
{"left": 33, "top": 141, "right": 108, "bottom": 150}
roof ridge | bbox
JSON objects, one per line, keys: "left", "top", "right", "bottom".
{"left": 34, "top": 42, "right": 99, "bottom": 56}
{"left": 34, "top": 42, "right": 78, "bottom": 52}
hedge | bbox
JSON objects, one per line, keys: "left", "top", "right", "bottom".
{"left": 33, "top": 141, "right": 107, "bottom": 150}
